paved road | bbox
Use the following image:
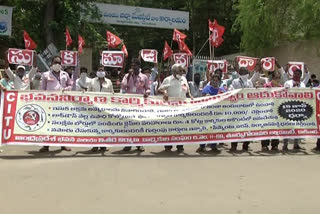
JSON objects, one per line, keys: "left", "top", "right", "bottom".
{"left": 0, "top": 140, "right": 319, "bottom": 214}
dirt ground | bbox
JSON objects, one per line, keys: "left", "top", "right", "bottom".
{"left": 0, "top": 139, "right": 319, "bottom": 214}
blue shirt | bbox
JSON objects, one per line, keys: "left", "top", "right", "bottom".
{"left": 202, "top": 85, "right": 226, "bottom": 95}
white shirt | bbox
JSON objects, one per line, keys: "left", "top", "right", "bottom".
{"left": 230, "top": 77, "right": 253, "bottom": 90}
{"left": 188, "top": 81, "right": 202, "bottom": 98}
{"left": 158, "top": 75, "right": 190, "bottom": 98}
{"left": 284, "top": 80, "right": 306, "bottom": 88}
{"left": 5, "top": 67, "right": 37, "bottom": 90}
{"left": 251, "top": 68, "right": 310, "bottom": 86}
{"left": 89, "top": 77, "right": 114, "bottom": 93}
{"left": 76, "top": 77, "right": 92, "bottom": 91}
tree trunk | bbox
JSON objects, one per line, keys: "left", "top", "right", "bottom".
{"left": 44, "top": 0, "right": 55, "bottom": 46}
{"left": 191, "top": 0, "right": 196, "bottom": 56}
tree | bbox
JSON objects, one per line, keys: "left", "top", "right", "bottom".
{"left": 0, "top": 0, "right": 103, "bottom": 51}
{"left": 233, "top": 0, "right": 320, "bottom": 55}
{"left": 0, "top": 0, "right": 241, "bottom": 67}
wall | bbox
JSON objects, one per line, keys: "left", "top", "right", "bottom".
{"left": 79, "top": 48, "right": 93, "bottom": 74}
{"left": 264, "top": 39, "right": 320, "bottom": 77}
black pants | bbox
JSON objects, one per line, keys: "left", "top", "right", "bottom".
{"left": 317, "top": 139, "right": 320, "bottom": 148}
{"left": 261, "top": 139, "right": 279, "bottom": 148}
{"left": 231, "top": 141, "right": 250, "bottom": 149}
{"left": 199, "top": 144, "right": 217, "bottom": 148}
{"left": 165, "top": 145, "right": 183, "bottom": 150}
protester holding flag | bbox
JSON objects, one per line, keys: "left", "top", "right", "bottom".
{"left": 158, "top": 63, "right": 192, "bottom": 152}
{"left": 121, "top": 58, "right": 149, "bottom": 152}
{"left": 284, "top": 63, "right": 310, "bottom": 86}
{"left": 39, "top": 56, "right": 73, "bottom": 153}
{"left": 250, "top": 59, "right": 283, "bottom": 87}
{"left": 4, "top": 51, "right": 37, "bottom": 90}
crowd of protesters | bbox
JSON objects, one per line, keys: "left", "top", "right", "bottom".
{"left": 1, "top": 52, "right": 320, "bottom": 153}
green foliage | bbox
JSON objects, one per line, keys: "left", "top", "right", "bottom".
{"left": 0, "top": 0, "right": 242, "bottom": 66}
{"left": 0, "top": 0, "right": 104, "bottom": 51}
{"left": 233, "top": 0, "right": 320, "bottom": 54}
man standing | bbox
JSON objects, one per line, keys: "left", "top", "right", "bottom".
{"left": 158, "top": 64, "right": 192, "bottom": 153}
{"left": 142, "top": 65, "right": 158, "bottom": 96}
{"left": 87, "top": 65, "right": 113, "bottom": 152}
{"left": 30, "top": 71, "right": 42, "bottom": 90}
{"left": 283, "top": 69, "right": 305, "bottom": 150}
{"left": 76, "top": 67, "right": 92, "bottom": 91}
{"left": 39, "top": 56, "right": 73, "bottom": 152}
{"left": 229, "top": 67, "right": 253, "bottom": 151}
{"left": 121, "top": 58, "right": 150, "bottom": 152}
{"left": 5, "top": 52, "right": 37, "bottom": 90}
{"left": 197, "top": 73, "right": 227, "bottom": 152}
{"left": 188, "top": 73, "right": 202, "bottom": 98}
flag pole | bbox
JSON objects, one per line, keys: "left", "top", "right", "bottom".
{"left": 169, "top": 39, "right": 173, "bottom": 67}
{"left": 195, "top": 38, "right": 209, "bottom": 58}
{"left": 209, "top": 29, "right": 212, "bottom": 60}
{"left": 212, "top": 47, "right": 215, "bottom": 59}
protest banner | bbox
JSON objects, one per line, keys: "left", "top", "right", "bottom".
{"left": 61, "top": 50, "right": 78, "bottom": 67}
{"left": 173, "top": 53, "right": 189, "bottom": 68}
{"left": 261, "top": 57, "right": 276, "bottom": 71}
{"left": 101, "top": 51, "right": 125, "bottom": 68}
{"left": 236, "top": 56, "right": 258, "bottom": 72}
{"left": 7, "top": 49, "right": 34, "bottom": 66}
{"left": 288, "top": 62, "right": 304, "bottom": 79}
{"left": 38, "top": 43, "right": 59, "bottom": 71}
{"left": 208, "top": 60, "right": 227, "bottom": 73}
{"left": 1, "top": 88, "right": 320, "bottom": 147}
{"left": 140, "top": 49, "right": 158, "bottom": 63}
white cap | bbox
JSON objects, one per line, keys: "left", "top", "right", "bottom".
{"left": 17, "top": 65, "right": 26, "bottom": 70}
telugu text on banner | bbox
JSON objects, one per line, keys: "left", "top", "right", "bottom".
{"left": 85, "top": 3, "right": 189, "bottom": 30}
{"left": 1, "top": 88, "right": 320, "bottom": 147}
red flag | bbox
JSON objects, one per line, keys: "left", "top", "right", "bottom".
{"left": 208, "top": 19, "right": 215, "bottom": 32}
{"left": 210, "top": 36, "right": 224, "bottom": 48}
{"left": 163, "top": 41, "right": 173, "bottom": 61}
{"left": 209, "top": 19, "right": 225, "bottom": 48}
{"left": 178, "top": 40, "right": 192, "bottom": 56}
{"left": 106, "top": 31, "right": 122, "bottom": 48}
{"left": 66, "top": 28, "right": 72, "bottom": 47}
{"left": 23, "top": 30, "right": 37, "bottom": 50}
{"left": 172, "top": 29, "right": 187, "bottom": 42}
{"left": 78, "top": 35, "right": 85, "bottom": 54}
{"left": 122, "top": 44, "right": 128, "bottom": 58}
